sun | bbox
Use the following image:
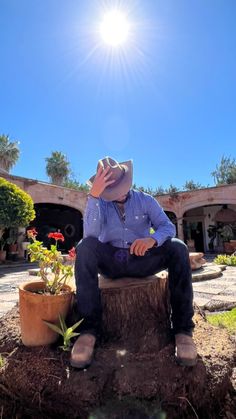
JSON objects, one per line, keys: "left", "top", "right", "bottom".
{"left": 99, "top": 10, "right": 130, "bottom": 47}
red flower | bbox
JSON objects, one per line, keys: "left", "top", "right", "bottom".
{"left": 27, "top": 228, "right": 38, "bottom": 239}
{"left": 68, "top": 247, "right": 76, "bottom": 259}
{"left": 48, "top": 232, "right": 65, "bottom": 242}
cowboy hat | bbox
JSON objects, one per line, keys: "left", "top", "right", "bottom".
{"left": 87, "top": 157, "right": 133, "bottom": 201}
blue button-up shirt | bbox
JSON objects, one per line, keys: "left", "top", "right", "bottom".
{"left": 84, "top": 189, "right": 176, "bottom": 248}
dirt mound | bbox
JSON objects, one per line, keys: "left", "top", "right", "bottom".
{"left": 0, "top": 306, "right": 235, "bottom": 419}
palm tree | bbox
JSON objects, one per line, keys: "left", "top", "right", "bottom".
{"left": 0, "top": 134, "right": 20, "bottom": 173}
{"left": 45, "top": 151, "right": 71, "bottom": 185}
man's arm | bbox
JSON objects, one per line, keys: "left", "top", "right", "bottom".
{"left": 84, "top": 165, "right": 115, "bottom": 238}
{"left": 146, "top": 194, "right": 176, "bottom": 246}
{"left": 129, "top": 193, "right": 176, "bottom": 256}
{"left": 83, "top": 196, "right": 103, "bottom": 238}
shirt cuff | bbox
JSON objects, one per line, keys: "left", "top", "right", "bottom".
{"left": 150, "top": 232, "right": 164, "bottom": 247}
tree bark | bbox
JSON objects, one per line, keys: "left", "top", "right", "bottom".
{"left": 99, "top": 271, "right": 171, "bottom": 350}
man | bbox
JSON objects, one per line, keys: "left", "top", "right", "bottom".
{"left": 71, "top": 157, "right": 197, "bottom": 369}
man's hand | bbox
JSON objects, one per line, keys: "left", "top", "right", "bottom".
{"left": 90, "top": 166, "right": 115, "bottom": 198}
{"left": 130, "top": 237, "right": 157, "bottom": 256}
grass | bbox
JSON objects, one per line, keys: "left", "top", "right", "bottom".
{"left": 0, "top": 354, "right": 5, "bottom": 368}
{"left": 207, "top": 307, "right": 236, "bottom": 334}
{"left": 214, "top": 254, "right": 236, "bottom": 266}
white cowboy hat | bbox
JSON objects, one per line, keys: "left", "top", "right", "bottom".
{"left": 87, "top": 156, "right": 133, "bottom": 201}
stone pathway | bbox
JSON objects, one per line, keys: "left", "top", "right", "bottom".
{"left": 0, "top": 262, "right": 236, "bottom": 318}
{"left": 193, "top": 263, "right": 236, "bottom": 311}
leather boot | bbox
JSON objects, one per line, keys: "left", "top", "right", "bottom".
{"left": 175, "top": 333, "right": 197, "bottom": 366}
{"left": 70, "top": 334, "right": 96, "bottom": 369}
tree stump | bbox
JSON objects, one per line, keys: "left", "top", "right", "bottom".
{"left": 99, "top": 271, "right": 171, "bottom": 351}
{"left": 0, "top": 306, "right": 235, "bottom": 419}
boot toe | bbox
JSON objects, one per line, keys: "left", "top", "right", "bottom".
{"left": 70, "top": 333, "right": 96, "bottom": 369}
{"left": 175, "top": 333, "right": 197, "bottom": 367}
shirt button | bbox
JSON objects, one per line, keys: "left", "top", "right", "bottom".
{"left": 93, "top": 218, "right": 96, "bottom": 221}
{"left": 96, "top": 203, "right": 99, "bottom": 207}
{"left": 125, "top": 228, "right": 128, "bottom": 231}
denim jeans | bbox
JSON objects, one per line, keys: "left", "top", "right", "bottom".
{"left": 74, "top": 237, "right": 194, "bottom": 337}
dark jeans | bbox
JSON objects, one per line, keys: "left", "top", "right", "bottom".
{"left": 74, "top": 236, "right": 194, "bottom": 337}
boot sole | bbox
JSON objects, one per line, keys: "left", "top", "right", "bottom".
{"left": 70, "top": 357, "right": 92, "bottom": 369}
{"left": 175, "top": 356, "right": 197, "bottom": 367}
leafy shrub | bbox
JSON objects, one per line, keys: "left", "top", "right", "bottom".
{"left": 0, "top": 177, "right": 35, "bottom": 229}
{"left": 214, "top": 254, "right": 236, "bottom": 266}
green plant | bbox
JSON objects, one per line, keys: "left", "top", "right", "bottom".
{"left": 211, "top": 155, "right": 236, "bottom": 185}
{"left": 45, "top": 151, "right": 71, "bottom": 185}
{"left": 0, "top": 134, "right": 20, "bottom": 172}
{"left": 6, "top": 228, "right": 19, "bottom": 246}
{"left": 0, "top": 177, "right": 35, "bottom": 230}
{"left": 218, "top": 225, "right": 234, "bottom": 242}
{"left": 27, "top": 229, "right": 75, "bottom": 294}
{"left": 207, "top": 308, "right": 236, "bottom": 334}
{"left": 183, "top": 180, "right": 204, "bottom": 190}
{"left": 207, "top": 224, "right": 234, "bottom": 252}
{"left": 44, "top": 314, "right": 83, "bottom": 351}
{"left": 6, "top": 237, "right": 16, "bottom": 245}
{"left": 214, "top": 254, "right": 236, "bottom": 266}
{"left": 0, "top": 354, "right": 5, "bottom": 368}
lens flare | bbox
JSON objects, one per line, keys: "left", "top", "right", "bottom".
{"left": 100, "top": 10, "right": 130, "bottom": 46}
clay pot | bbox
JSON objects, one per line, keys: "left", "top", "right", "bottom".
{"left": 223, "top": 242, "right": 235, "bottom": 254}
{"left": 19, "top": 281, "right": 74, "bottom": 346}
{"left": 229, "top": 240, "right": 236, "bottom": 252}
{"left": 8, "top": 244, "right": 18, "bottom": 252}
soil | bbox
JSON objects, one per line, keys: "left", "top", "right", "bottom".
{"left": 0, "top": 305, "right": 235, "bottom": 419}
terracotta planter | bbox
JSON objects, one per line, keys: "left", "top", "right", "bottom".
{"left": 8, "top": 244, "right": 18, "bottom": 252}
{"left": 19, "top": 281, "right": 74, "bottom": 346}
{"left": 0, "top": 250, "right": 6, "bottom": 262}
{"left": 223, "top": 242, "right": 235, "bottom": 254}
{"left": 229, "top": 240, "right": 236, "bottom": 252}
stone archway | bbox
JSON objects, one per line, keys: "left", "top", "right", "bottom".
{"left": 165, "top": 211, "right": 178, "bottom": 235}
{"left": 29, "top": 203, "right": 83, "bottom": 252}
{"left": 183, "top": 208, "right": 205, "bottom": 252}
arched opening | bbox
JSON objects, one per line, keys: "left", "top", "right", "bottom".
{"left": 183, "top": 207, "right": 205, "bottom": 252}
{"left": 183, "top": 203, "right": 236, "bottom": 253}
{"left": 165, "top": 211, "right": 178, "bottom": 236}
{"left": 29, "top": 203, "right": 83, "bottom": 252}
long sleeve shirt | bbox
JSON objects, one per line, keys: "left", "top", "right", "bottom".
{"left": 83, "top": 189, "right": 176, "bottom": 248}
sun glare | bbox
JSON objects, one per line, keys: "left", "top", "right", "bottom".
{"left": 100, "top": 10, "right": 130, "bottom": 46}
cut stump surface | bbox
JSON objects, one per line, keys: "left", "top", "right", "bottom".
{"left": 99, "top": 271, "right": 170, "bottom": 349}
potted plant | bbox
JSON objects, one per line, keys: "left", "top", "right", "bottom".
{"left": 6, "top": 228, "right": 19, "bottom": 254}
{"left": 218, "top": 225, "right": 234, "bottom": 254}
{"left": 0, "top": 177, "right": 35, "bottom": 257}
{"left": 19, "top": 229, "right": 76, "bottom": 347}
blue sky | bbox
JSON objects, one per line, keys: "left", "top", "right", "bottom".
{"left": 1, "top": 0, "right": 236, "bottom": 190}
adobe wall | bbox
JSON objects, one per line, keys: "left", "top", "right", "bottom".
{"left": 0, "top": 174, "right": 87, "bottom": 214}
{"left": 1, "top": 173, "right": 236, "bottom": 248}
{"left": 156, "top": 184, "right": 236, "bottom": 219}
